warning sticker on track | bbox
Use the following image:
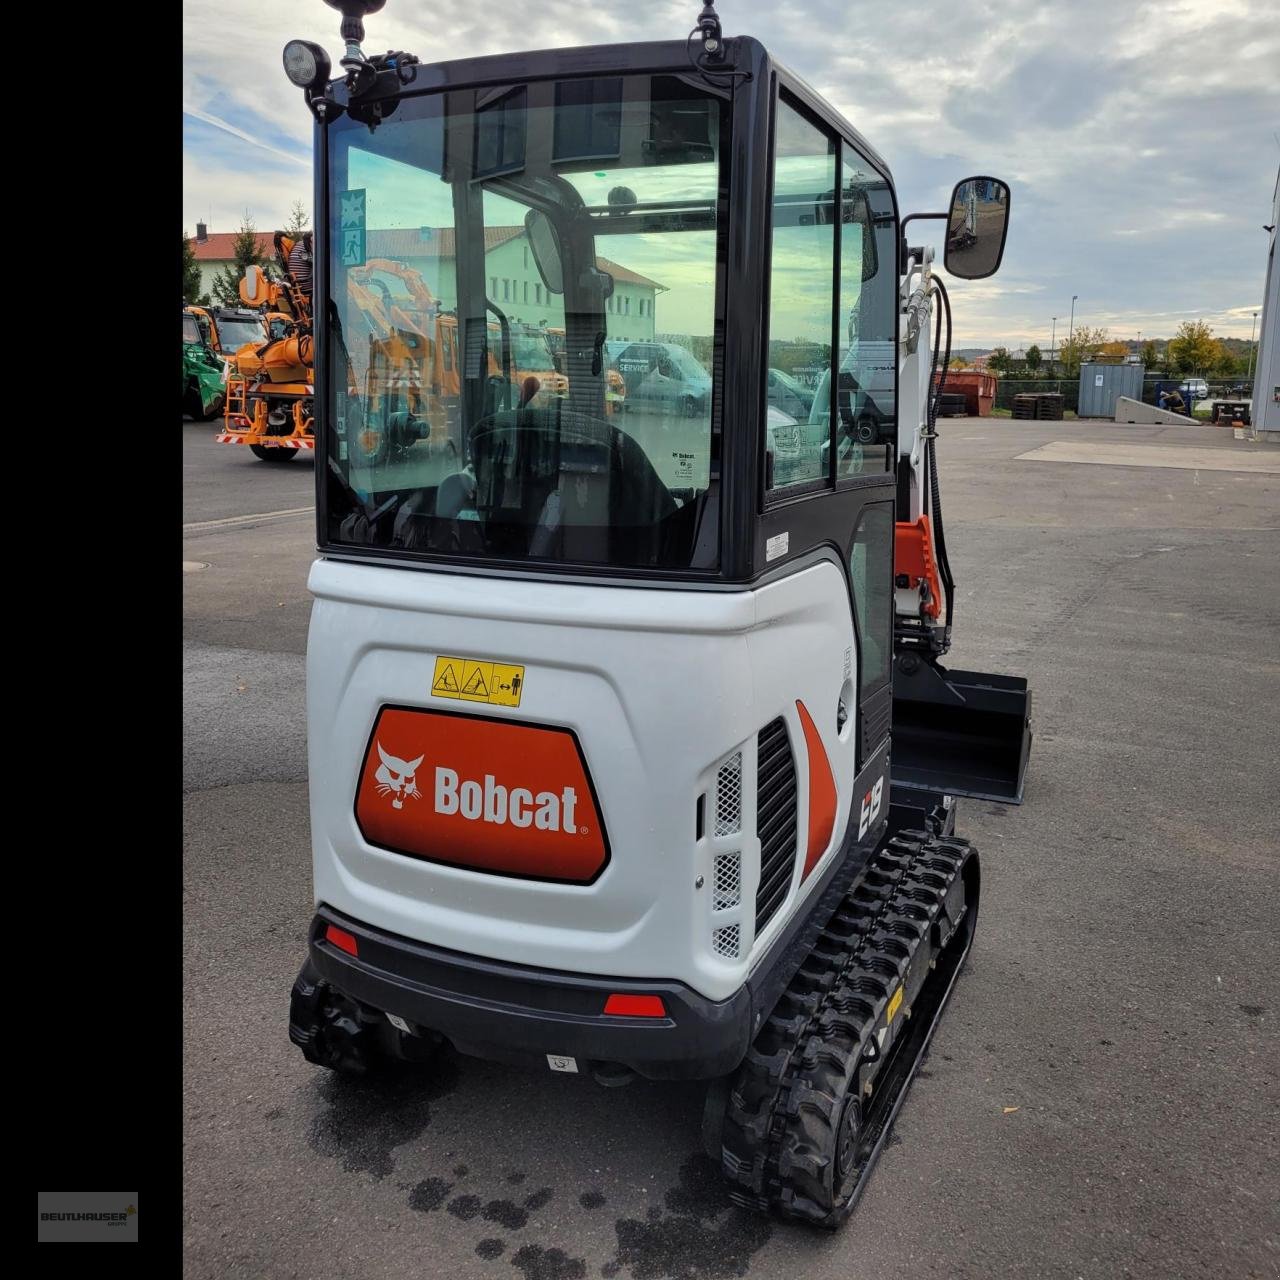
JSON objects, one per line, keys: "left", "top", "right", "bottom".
{"left": 433, "top": 655, "right": 525, "bottom": 707}
{"left": 886, "top": 984, "right": 904, "bottom": 1024}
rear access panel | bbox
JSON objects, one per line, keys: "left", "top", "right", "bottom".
{"left": 354, "top": 706, "right": 608, "bottom": 883}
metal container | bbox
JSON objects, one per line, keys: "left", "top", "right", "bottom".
{"left": 934, "top": 369, "right": 997, "bottom": 415}
{"left": 1078, "top": 362, "right": 1144, "bottom": 418}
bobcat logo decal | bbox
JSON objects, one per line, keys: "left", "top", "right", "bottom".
{"left": 374, "top": 743, "right": 424, "bottom": 810}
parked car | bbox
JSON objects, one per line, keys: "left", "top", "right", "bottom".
{"left": 605, "top": 340, "right": 711, "bottom": 418}
{"left": 1179, "top": 378, "right": 1209, "bottom": 402}
{"left": 767, "top": 367, "right": 816, "bottom": 419}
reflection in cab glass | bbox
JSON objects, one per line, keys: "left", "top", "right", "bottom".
{"left": 806, "top": 143, "right": 897, "bottom": 479}
{"left": 765, "top": 102, "right": 835, "bottom": 491}
{"left": 764, "top": 105, "right": 897, "bottom": 492}
{"left": 325, "top": 76, "right": 723, "bottom": 571}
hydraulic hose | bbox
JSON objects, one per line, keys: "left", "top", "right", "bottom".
{"left": 925, "top": 275, "right": 955, "bottom": 636}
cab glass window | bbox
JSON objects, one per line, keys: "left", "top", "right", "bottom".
{"left": 807, "top": 143, "right": 897, "bottom": 478}
{"left": 325, "top": 76, "right": 724, "bottom": 572}
{"left": 765, "top": 99, "right": 835, "bottom": 493}
{"left": 849, "top": 504, "right": 893, "bottom": 694}
{"left": 835, "top": 144, "right": 895, "bottom": 475}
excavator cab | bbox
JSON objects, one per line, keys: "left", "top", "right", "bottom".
{"left": 283, "top": 0, "right": 1030, "bottom": 1228}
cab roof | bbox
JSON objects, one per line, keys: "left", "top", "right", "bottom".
{"left": 327, "top": 34, "right": 893, "bottom": 188}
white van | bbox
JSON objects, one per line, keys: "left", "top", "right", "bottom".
{"left": 808, "top": 339, "right": 897, "bottom": 444}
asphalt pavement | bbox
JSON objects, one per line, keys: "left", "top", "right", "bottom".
{"left": 183, "top": 415, "right": 1280, "bottom": 1280}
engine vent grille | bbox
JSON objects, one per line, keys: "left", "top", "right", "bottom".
{"left": 712, "top": 923, "right": 740, "bottom": 959}
{"left": 860, "top": 685, "right": 893, "bottom": 764}
{"left": 715, "top": 753, "right": 742, "bottom": 836}
{"left": 755, "top": 718, "right": 798, "bottom": 936}
{"left": 713, "top": 851, "right": 741, "bottom": 910}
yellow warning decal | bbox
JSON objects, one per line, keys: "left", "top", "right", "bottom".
{"left": 432, "top": 655, "right": 525, "bottom": 708}
{"left": 886, "top": 984, "right": 904, "bottom": 1024}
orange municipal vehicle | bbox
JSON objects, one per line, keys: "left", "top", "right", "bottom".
{"left": 342, "top": 259, "right": 466, "bottom": 465}
{"left": 544, "top": 324, "right": 627, "bottom": 413}
{"left": 217, "top": 231, "right": 317, "bottom": 462}
{"left": 218, "top": 233, "right": 622, "bottom": 465}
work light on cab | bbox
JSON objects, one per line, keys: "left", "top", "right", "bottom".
{"left": 283, "top": 39, "right": 330, "bottom": 90}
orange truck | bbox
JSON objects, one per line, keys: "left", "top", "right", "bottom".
{"left": 219, "top": 235, "right": 620, "bottom": 465}
{"left": 216, "top": 231, "right": 316, "bottom": 462}
{"left": 545, "top": 325, "right": 626, "bottom": 413}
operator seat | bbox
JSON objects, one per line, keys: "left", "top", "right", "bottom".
{"left": 427, "top": 468, "right": 484, "bottom": 553}
{"left": 465, "top": 405, "right": 678, "bottom": 563}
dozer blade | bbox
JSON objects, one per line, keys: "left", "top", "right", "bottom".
{"left": 891, "top": 655, "right": 1032, "bottom": 804}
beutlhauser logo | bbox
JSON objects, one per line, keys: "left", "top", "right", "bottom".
{"left": 40, "top": 1203, "right": 136, "bottom": 1226}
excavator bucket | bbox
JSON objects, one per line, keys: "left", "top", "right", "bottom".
{"left": 891, "top": 656, "right": 1032, "bottom": 804}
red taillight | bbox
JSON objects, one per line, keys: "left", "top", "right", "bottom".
{"left": 324, "top": 924, "right": 359, "bottom": 956}
{"left": 603, "top": 993, "right": 666, "bottom": 1018}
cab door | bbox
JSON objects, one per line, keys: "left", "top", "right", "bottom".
{"left": 759, "top": 96, "right": 899, "bottom": 788}
{"left": 834, "top": 139, "right": 898, "bottom": 765}
{"left": 751, "top": 90, "right": 900, "bottom": 928}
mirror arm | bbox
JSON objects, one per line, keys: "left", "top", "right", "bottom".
{"left": 900, "top": 212, "right": 948, "bottom": 272}
{"left": 901, "top": 211, "right": 949, "bottom": 238}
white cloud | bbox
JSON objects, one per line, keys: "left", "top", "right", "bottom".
{"left": 183, "top": 107, "right": 308, "bottom": 168}
{"left": 183, "top": 0, "right": 1280, "bottom": 341}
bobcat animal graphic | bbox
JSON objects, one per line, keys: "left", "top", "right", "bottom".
{"left": 374, "top": 743, "right": 424, "bottom": 810}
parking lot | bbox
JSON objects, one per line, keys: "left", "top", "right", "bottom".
{"left": 183, "top": 416, "right": 1279, "bottom": 1280}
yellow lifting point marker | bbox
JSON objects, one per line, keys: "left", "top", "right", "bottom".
{"left": 433, "top": 655, "right": 525, "bottom": 708}
{"left": 886, "top": 984, "right": 904, "bottom": 1024}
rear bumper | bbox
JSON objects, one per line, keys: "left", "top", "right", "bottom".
{"left": 294, "top": 905, "right": 753, "bottom": 1081}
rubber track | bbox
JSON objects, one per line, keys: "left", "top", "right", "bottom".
{"left": 720, "top": 829, "right": 973, "bottom": 1225}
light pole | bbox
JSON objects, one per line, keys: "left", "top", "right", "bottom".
{"left": 1247, "top": 310, "right": 1259, "bottom": 382}
{"left": 1050, "top": 316, "right": 1057, "bottom": 368}
{"left": 1068, "top": 295, "right": 1078, "bottom": 350}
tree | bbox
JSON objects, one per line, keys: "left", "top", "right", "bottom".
{"left": 182, "top": 229, "right": 204, "bottom": 304}
{"left": 284, "top": 199, "right": 310, "bottom": 238}
{"left": 1213, "top": 344, "right": 1242, "bottom": 379}
{"left": 949, "top": 355, "right": 970, "bottom": 370}
{"left": 1057, "top": 324, "right": 1108, "bottom": 373}
{"left": 1167, "top": 320, "right": 1221, "bottom": 376}
{"left": 1139, "top": 339, "right": 1160, "bottom": 369}
{"left": 1024, "top": 344, "right": 1042, "bottom": 372}
{"left": 986, "top": 346, "right": 1012, "bottom": 374}
{"left": 211, "top": 214, "right": 267, "bottom": 307}
{"left": 1098, "top": 340, "right": 1129, "bottom": 363}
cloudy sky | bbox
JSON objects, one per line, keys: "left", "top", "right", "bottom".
{"left": 183, "top": 0, "right": 1279, "bottom": 347}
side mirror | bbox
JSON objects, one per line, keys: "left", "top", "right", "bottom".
{"left": 943, "top": 177, "right": 1010, "bottom": 280}
{"left": 525, "top": 210, "right": 564, "bottom": 295}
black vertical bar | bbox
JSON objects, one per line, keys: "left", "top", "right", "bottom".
{"left": 313, "top": 106, "right": 330, "bottom": 549}
{"left": 720, "top": 43, "right": 773, "bottom": 580}
{"left": 449, "top": 91, "right": 492, "bottom": 443}
{"left": 830, "top": 140, "right": 841, "bottom": 487}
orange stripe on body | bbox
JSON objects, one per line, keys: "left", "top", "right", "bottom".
{"left": 796, "top": 700, "right": 837, "bottom": 880}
